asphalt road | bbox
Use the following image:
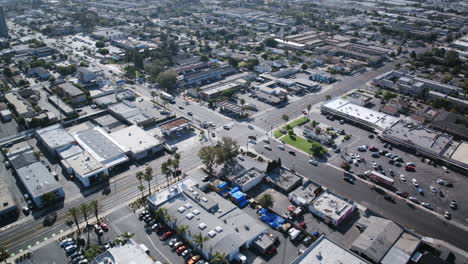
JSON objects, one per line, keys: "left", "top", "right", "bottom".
{"left": 253, "top": 140, "right": 468, "bottom": 251}
{"left": 0, "top": 150, "right": 204, "bottom": 255}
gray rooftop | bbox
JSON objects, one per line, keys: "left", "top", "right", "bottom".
{"left": 351, "top": 216, "right": 403, "bottom": 263}
{"left": 16, "top": 162, "right": 63, "bottom": 198}
{"left": 9, "top": 151, "right": 38, "bottom": 170}
{"left": 75, "top": 127, "right": 125, "bottom": 162}
{"left": 37, "top": 124, "right": 75, "bottom": 150}
{"left": 57, "top": 82, "right": 86, "bottom": 97}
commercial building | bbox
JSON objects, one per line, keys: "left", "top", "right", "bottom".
{"left": 55, "top": 82, "right": 88, "bottom": 105}
{"left": 4, "top": 92, "right": 34, "bottom": 118}
{"left": 63, "top": 150, "right": 105, "bottom": 187}
{"left": 184, "top": 66, "right": 236, "bottom": 86}
{"left": 309, "top": 190, "right": 356, "bottom": 226}
{"left": 36, "top": 124, "right": 76, "bottom": 154}
{"left": 109, "top": 125, "right": 163, "bottom": 160}
{"left": 108, "top": 101, "right": 156, "bottom": 127}
{"left": 265, "top": 169, "right": 302, "bottom": 194}
{"left": 321, "top": 98, "right": 400, "bottom": 131}
{"left": 381, "top": 233, "right": 421, "bottom": 264}
{"left": 76, "top": 67, "right": 98, "bottom": 84}
{"left": 309, "top": 70, "right": 336, "bottom": 84}
{"left": 429, "top": 110, "right": 468, "bottom": 141}
{"left": 232, "top": 167, "right": 265, "bottom": 192}
{"left": 26, "top": 67, "right": 51, "bottom": 80}
{"left": 16, "top": 162, "right": 64, "bottom": 208}
{"left": 292, "top": 235, "right": 369, "bottom": 264}
{"left": 199, "top": 81, "right": 243, "bottom": 100}
{"left": 73, "top": 127, "right": 128, "bottom": 167}
{"left": 93, "top": 239, "right": 155, "bottom": 264}
{"left": 158, "top": 117, "right": 191, "bottom": 135}
{"left": 147, "top": 179, "right": 267, "bottom": 262}
{"left": 382, "top": 119, "right": 468, "bottom": 171}
{"left": 48, "top": 95, "right": 75, "bottom": 116}
{"left": 91, "top": 29, "right": 127, "bottom": 41}
{"left": 428, "top": 91, "right": 468, "bottom": 107}
{"left": 288, "top": 181, "right": 321, "bottom": 206}
{"left": 373, "top": 71, "right": 463, "bottom": 97}
{"left": 351, "top": 216, "right": 403, "bottom": 263}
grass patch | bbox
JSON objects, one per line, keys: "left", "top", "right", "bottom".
{"left": 274, "top": 129, "right": 284, "bottom": 139}
{"left": 288, "top": 117, "right": 310, "bottom": 128}
{"left": 282, "top": 134, "right": 313, "bottom": 154}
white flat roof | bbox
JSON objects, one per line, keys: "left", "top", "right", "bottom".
{"left": 65, "top": 150, "right": 104, "bottom": 178}
{"left": 293, "top": 235, "right": 368, "bottom": 264}
{"left": 110, "top": 125, "right": 161, "bottom": 154}
{"left": 323, "top": 98, "right": 399, "bottom": 130}
{"left": 37, "top": 124, "right": 75, "bottom": 150}
{"left": 312, "top": 191, "right": 354, "bottom": 222}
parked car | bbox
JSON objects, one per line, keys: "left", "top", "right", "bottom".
{"left": 60, "top": 238, "right": 74, "bottom": 247}
{"left": 160, "top": 231, "right": 173, "bottom": 240}
{"left": 308, "top": 160, "right": 318, "bottom": 166}
{"left": 421, "top": 202, "right": 432, "bottom": 209}
{"left": 408, "top": 197, "right": 419, "bottom": 203}
{"left": 444, "top": 211, "right": 451, "bottom": 219}
{"left": 383, "top": 195, "right": 395, "bottom": 203}
{"left": 450, "top": 200, "right": 457, "bottom": 209}
{"left": 176, "top": 245, "right": 187, "bottom": 254}
{"left": 168, "top": 238, "right": 180, "bottom": 247}
{"left": 264, "top": 145, "right": 271, "bottom": 150}
{"left": 64, "top": 245, "right": 78, "bottom": 253}
{"left": 412, "top": 178, "right": 419, "bottom": 187}
{"left": 100, "top": 223, "right": 109, "bottom": 231}
{"left": 172, "top": 241, "right": 184, "bottom": 250}
{"left": 400, "top": 174, "right": 406, "bottom": 181}
{"left": 181, "top": 249, "right": 193, "bottom": 257}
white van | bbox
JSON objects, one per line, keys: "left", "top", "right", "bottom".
{"left": 139, "top": 244, "right": 149, "bottom": 254}
{"left": 442, "top": 166, "right": 449, "bottom": 173}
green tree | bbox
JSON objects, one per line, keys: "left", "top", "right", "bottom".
{"left": 95, "top": 41, "right": 105, "bottom": 48}
{"left": 325, "top": 95, "right": 331, "bottom": 100}
{"left": 263, "top": 38, "right": 278, "bottom": 48}
{"left": 307, "top": 104, "right": 312, "bottom": 116}
{"left": 244, "top": 58, "right": 259, "bottom": 70}
{"left": 161, "top": 159, "right": 173, "bottom": 185}
{"left": 173, "top": 153, "right": 181, "bottom": 181}
{"left": 228, "top": 57, "right": 240, "bottom": 68}
{"left": 177, "top": 224, "right": 189, "bottom": 237}
{"left": 79, "top": 203, "right": 90, "bottom": 226}
{"left": 67, "top": 207, "right": 81, "bottom": 234}
{"left": 90, "top": 200, "right": 100, "bottom": 223}
{"left": 144, "top": 166, "right": 153, "bottom": 196}
{"left": 198, "top": 146, "right": 218, "bottom": 176}
{"left": 41, "top": 191, "right": 57, "bottom": 207}
{"left": 98, "top": 48, "right": 109, "bottom": 55}
{"left": 301, "top": 63, "right": 308, "bottom": 70}
{"left": 211, "top": 252, "right": 229, "bottom": 264}
{"left": 218, "top": 137, "right": 240, "bottom": 163}
{"left": 193, "top": 232, "right": 210, "bottom": 251}
{"left": 258, "top": 193, "right": 274, "bottom": 209}
{"left": 383, "top": 91, "right": 397, "bottom": 101}
{"left": 0, "top": 245, "right": 10, "bottom": 263}
{"left": 157, "top": 70, "right": 178, "bottom": 91}
{"left": 136, "top": 171, "right": 145, "bottom": 198}
{"left": 119, "top": 232, "right": 134, "bottom": 244}
{"left": 310, "top": 142, "right": 327, "bottom": 157}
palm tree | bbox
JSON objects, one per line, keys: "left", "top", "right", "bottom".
{"left": 120, "top": 232, "right": 134, "bottom": 245}
{"left": 258, "top": 193, "right": 274, "bottom": 209}
{"left": 67, "top": 207, "right": 81, "bottom": 234}
{"left": 89, "top": 200, "right": 100, "bottom": 223}
{"left": 177, "top": 224, "right": 189, "bottom": 238}
{"left": 144, "top": 166, "right": 153, "bottom": 196}
{"left": 156, "top": 207, "right": 167, "bottom": 222}
{"left": 307, "top": 104, "right": 312, "bottom": 116}
{"left": 136, "top": 171, "right": 145, "bottom": 198}
{"left": 240, "top": 98, "right": 246, "bottom": 115}
{"left": 193, "top": 232, "right": 210, "bottom": 251}
{"left": 161, "top": 160, "right": 172, "bottom": 185}
{"left": 79, "top": 203, "right": 90, "bottom": 226}
{"left": 0, "top": 245, "right": 10, "bottom": 264}
{"left": 172, "top": 153, "right": 181, "bottom": 181}
{"left": 211, "top": 251, "right": 228, "bottom": 264}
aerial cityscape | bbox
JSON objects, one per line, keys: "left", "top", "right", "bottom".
{"left": 0, "top": 0, "right": 467, "bottom": 263}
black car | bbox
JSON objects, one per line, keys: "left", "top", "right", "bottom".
{"left": 343, "top": 177, "right": 355, "bottom": 184}
{"left": 248, "top": 135, "right": 257, "bottom": 140}
{"left": 288, "top": 150, "right": 296, "bottom": 155}
{"left": 383, "top": 195, "right": 395, "bottom": 202}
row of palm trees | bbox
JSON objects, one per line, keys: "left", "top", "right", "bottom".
{"left": 135, "top": 153, "right": 183, "bottom": 199}
{"left": 66, "top": 200, "right": 100, "bottom": 234}
{"left": 154, "top": 207, "right": 228, "bottom": 264}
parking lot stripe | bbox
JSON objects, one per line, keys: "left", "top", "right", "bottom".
{"left": 145, "top": 234, "right": 173, "bottom": 264}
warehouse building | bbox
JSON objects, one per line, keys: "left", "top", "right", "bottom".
{"left": 36, "top": 124, "right": 76, "bottom": 155}
{"left": 109, "top": 125, "right": 163, "bottom": 160}
{"left": 16, "top": 162, "right": 64, "bottom": 208}
{"left": 309, "top": 190, "right": 356, "bottom": 226}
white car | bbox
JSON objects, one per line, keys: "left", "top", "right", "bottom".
{"left": 308, "top": 160, "right": 318, "bottom": 166}
{"left": 421, "top": 202, "right": 432, "bottom": 209}
{"left": 409, "top": 196, "right": 418, "bottom": 203}
{"left": 277, "top": 145, "right": 284, "bottom": 150}
{"left": 353, "top": 159, "right": 359, "bottom": 166}
{"left": 450, "top": 200, "right": 457, "bottom": 209}
{"left": 442, "top": 166, "right": 449, "bottom": 173}
{"left": 237, "top": 155, "right": 244, "bottom": 161}
{"left": 349, "top": 153, "right": 355, "bottom": 159}
{"left": 444, "top": 211, "right": 451, "bottom": 219}
{"left": 436, "top": 179, "right": 446, "bottom": 185}
{"left": 371, "top": 161, "right": 378, "bottom": 169}
{"left": 263, "top": 138, "right": 270, "bottom": 143}
{"left": 264, "top": 145, "right": 272, "bottom": 150}
{"left": 400, "top": 174, "right": 406, "bottom": 181}
{"left": 249, "top": 139, "right": 257, "bottom": 144}
{"left": 430, "top": 186, "right": 437, "bottom": 193}
{"left": 412, "top": 178, "right": 419, "bottom": 187}
{"left": 385, "top": 153, "right": 393, "bottom": 157}
{"left": 356, "top": 154, "right": 361, "bottom": 161}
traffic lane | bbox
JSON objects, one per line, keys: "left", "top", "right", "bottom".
{"left": 254, "top": 144, "right": 468, "bottom": 250}
{"left": 0, "top": 153, "right": 203, "bottom": 253}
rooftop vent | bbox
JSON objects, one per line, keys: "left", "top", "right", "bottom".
{"left": 186, "top": 213, "right": 194, "bottom": 220}
{"left": 208, "top": 230, "right": 217, "bottom": 238}
{"left": 215, "top": 226, "right": 223, "bottom": 233}
{"left": 199, "top": 223, "right": 207, "bottom": 230}
{"left": 178, "top": 206, "right": 186, "bottom": 213}
{"left": 185, "top": 203, "right": 192, "bottom": 209}
{"left": 192, "top": 209, "right": 200, "bottom": 215}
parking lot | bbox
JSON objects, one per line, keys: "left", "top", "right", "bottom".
{"left": 309, "top": 111, "right": 468, "bottom": 222}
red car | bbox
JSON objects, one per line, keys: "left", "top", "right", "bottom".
{"left": 160, "top": 231, "right": 173, "bottom": 241}
{"left": 176, "top": 245, "right": 187, "bottom": 254}
{"left": 405, "top": 165, "right": 415, "bottom": 171}
{"left": 299, "top": 222, "right": 307, "bottom": 229}
{"left": 369, "top": 146, "right": 378, "bottom": 152}
{"left": 100, "top": 223, "right": 109, "bottom": 231}
{"left": 266, "top": 247, "right": 277, "bottom": 255}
